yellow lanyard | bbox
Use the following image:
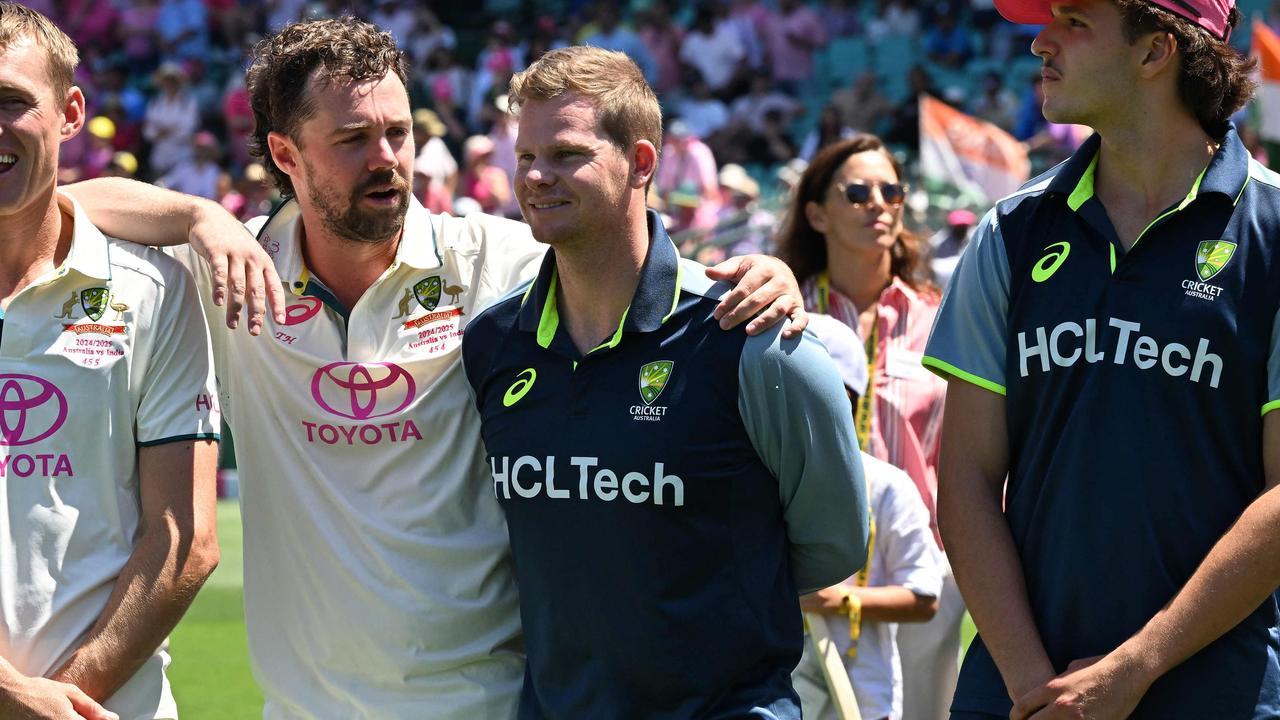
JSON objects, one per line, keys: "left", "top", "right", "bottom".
{"left": 816, "top": 272, "right": 878, "bottom": 452}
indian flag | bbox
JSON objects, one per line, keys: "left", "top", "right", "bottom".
{"left": 1253, "top": 20, "right": 1280, "bottom": 142}
{"left": 919, "top": 94, "right": 1030, "bottom": 204}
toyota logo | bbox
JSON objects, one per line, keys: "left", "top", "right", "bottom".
{"left": 283, "top": 296, "right": 323, "bottom": 326}
{"left": 0, "top": 374, "right": 68, "bottom": 446}
{"left": 310, "top": 362, "right": 416, "bottom": 420}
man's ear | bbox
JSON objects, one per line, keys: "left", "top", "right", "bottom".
{"left": 1138, "top": 30, "right": 1179, "bottom": 79}
{"left": 631, "top": 139, "right": 658, "bottom": 189}
{"left": 267, "top": 131, "right": 302, "bottom": 179}
{"left": 60, "top": 86, "right": 86, "bottom": 143}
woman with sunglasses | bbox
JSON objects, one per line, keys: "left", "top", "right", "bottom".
{"left": 777, "top": 134, "right": 962, "bottom": 720}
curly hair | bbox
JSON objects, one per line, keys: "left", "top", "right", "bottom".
{"left": 775, "top": 135, "right": 937, "bottom": 296}
{"left": 246, "top": 16, "right": 408, "bottom": 198}
{"left": 1113, "top": 0, "right": 1255, "bottom": 138}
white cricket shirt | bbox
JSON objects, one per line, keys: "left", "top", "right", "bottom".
{"left": 0, "top": 194, "right": 219, "bottom": 720}
{"left": 175, "top": 197, "right": 544, "bottom": 719}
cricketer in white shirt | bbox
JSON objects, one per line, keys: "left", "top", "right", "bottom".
{"left": 1, "top": 194, "right": 220, "bottom": 719}
{"left": 167, "top": 196, "right": 544, "bottom": 719}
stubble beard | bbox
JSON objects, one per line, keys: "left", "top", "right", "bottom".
{"left": 303, "top": 162, "right": 410, "bottom": 246}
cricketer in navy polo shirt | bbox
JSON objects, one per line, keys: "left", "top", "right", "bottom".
{"left": 463, "top": 208, "right": 870, "bottom": 719}
{"left": 924, "top": 124, "right": 1280, "bottom": 717}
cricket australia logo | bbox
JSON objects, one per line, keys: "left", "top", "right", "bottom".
{"left": 1183, "top": 240, "right": 1235, "bottom": 301}
{"left": 632, "top": 361, "right": 673, "bottom": 422}
{"left": 80, "top": 287, "right": 109, "bottom": 321}
{"left": 413, "top": 276, "right": 442, "bottom": 312}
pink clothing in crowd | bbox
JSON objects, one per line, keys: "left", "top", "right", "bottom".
{"left": 801, "top": 275, "right": 947, "bottom": 546}
{"left": 763, "top": 5, "right": 828, "bottom": 84}
{"left": 656, "top": 138, "right": 721, "bottom": 230}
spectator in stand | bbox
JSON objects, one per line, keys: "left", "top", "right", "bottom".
{"left": 425, "top": 46, "right": 472, "bottom": 145}
{"left": 266, "top": 0, "right": 307, "bottom": 31}
{"left": 158, "top": 130, "right": 222, "bottom": 200}
{"left": 676, "top": 78, "right": 731, "bottom": 142}
{"left": 457, "top": 135, "right": 512, "bottom": 217}
{"left": 743, "top": 108, "right": 799, "bottom": 166}
{"left": 407, "top": 6, "right": 456, "bottom": 79}
{"left": 658, "top": 119, "right": 722, "bottom": 233}
{"left": 764, "top": 0, "right": 828, "bottom": 92}
{"left": 582, "top": 2, "right": 657, "bottom": 86}
{"left": 222, "top": 74, "right": 254, "bottom": 172}
{"left": 155, "top": 0, "right": 209, "bottom": 63}
{"left": 369, "top": 0, "right": 415, "bottom": 45}
{"left": 104, "top": 151, "right": 139, "bottom": 179}
{"left": 486, "top": 94, "right": 520, "bottom": 217}
{"left": 731, "top": 74, "right": 802, "bottom": 134}
{"left": 635, "top": 2, "right": 684, "bottom": 95}
{"left": 886, "top": 65, "right": 938, "bottom": 148}
{"left": 927, "top": 208, "right": 977, "bottom": 289}
{"left": 969, "top": 70, "right": 1019, "bottom": 133}
{"left": 79, "top": 115, "right": 117, "bottom": 181}
{"left": 776, "top": 135, "right": 963, "bottom": 720}
{"left": 60, "top": 0, "right": 118, "bottom": 48}
{"left": 413, "top": 108, "right": 458, "bottom": 197}
{"left": 923, "top": 4, "right": 974, "bottom": 68}
{"left": 143, "top": 61, "right": 199, "bottom": 177}
{"left": 726, "top": 0, "right": 767, "bottom": 71}
{"left": 867, "top": 0, "right": 921, "bottom": 41}
{"left": 825, "top": 0, "right": 864, "bottom": 37}
{"left": 715, "top": 164, "right": 777, "bottom": 257}
{"left": 679, "top": 5, "right": 747, "bottom": 97}
{"left": 800, "top": 104, "right": 857, "bottom": 162}
{"left": 470, "top": 21, "right": 522, "bottom": 129}
{"left": 831, "top": 71, "right": 896, "bottom": 136}
{"left": 116, "top": 0, "right": 159, "bottom": 68}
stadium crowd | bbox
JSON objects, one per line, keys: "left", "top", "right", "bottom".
{"left": 30, "top": 0, "right": 1176, "bottom": 245}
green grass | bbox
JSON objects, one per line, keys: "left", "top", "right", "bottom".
{"left": 168, "top": 499, "right": 263, "bottom": 719}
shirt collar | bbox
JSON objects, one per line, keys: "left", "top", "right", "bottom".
{"left": 256, "top": 194, "right": 443, "bottom": 298}
{"left": 517, "top": 208, "right": 682, "bottom": 350}
{"left": 1048, "top": 123, "right": 1250, "bottom": 211}
{"left": 57, "top": 191, "right": 112, "bottom": 281}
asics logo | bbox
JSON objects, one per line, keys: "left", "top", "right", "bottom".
{"left": 1031, "top": 241, "right": 1071, "bottom": 282}
{"left": 504, "top": 368, "right": 536, "bottom": 407}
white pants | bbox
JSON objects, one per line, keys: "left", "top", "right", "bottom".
{"left": 896, "top": 557, "right": 964, "bottom": 720}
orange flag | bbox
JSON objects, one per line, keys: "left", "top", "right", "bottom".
{"left": 919, "top": 94, "right": 1030, "bottom": 203}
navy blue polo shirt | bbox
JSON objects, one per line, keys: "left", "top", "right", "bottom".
{"left": 462, "top": 211, "right": 869, "bottom": 720}
{"left": 925, "top": 125, "right": 1280, "bottom": 718}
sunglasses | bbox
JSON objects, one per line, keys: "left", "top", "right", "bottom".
{"left": 836, "top": 181, "right": 907, "bottom": 206}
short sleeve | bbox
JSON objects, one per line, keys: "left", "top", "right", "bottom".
{"left": 1265, "top": 304, "right": 1280, "bottom": 416}
{"left": 738, "top": 324, "right": 870, "bottom": 593}
{"left": 867, "top": 454, "right": 944, "bottom": 598}
{"left": 922, "top": 207, "right": 1010, "bottom": 395}
{"left": 136, "top": 255, "right": 220, "bottom": 445}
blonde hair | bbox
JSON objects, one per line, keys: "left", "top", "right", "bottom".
{"left": 508, "top": 46, "right": 662, "bottom": 155}
{"left": 0, "top": 2, "right": 78, "bottom": 101}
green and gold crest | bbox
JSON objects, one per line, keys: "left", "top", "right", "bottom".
{"left": 1195, "top": 240, "right": 1237, "bottom": 281}
{"left": 639, "top": 361, "right": 673, "bottom": 405}
{"left": 80, "top": 287, "right": 109, "bottom": 321}
{"left": 413, "top": 276, "right": 442, "bottom": 312}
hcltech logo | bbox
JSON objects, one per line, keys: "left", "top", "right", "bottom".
{"left": 631, "top": 361, "right": 673, "bottom": 421}
{"left": 1183, "top": 240, "right": 1236, "bottom": 301}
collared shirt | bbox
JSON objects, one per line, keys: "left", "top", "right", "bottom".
{"left": 925, "top": 126, "right": 1280, "bottom": 717}
{"left": 1, "top": 193, "right": 218, "bottom": 720}
{"left": 801, "top": 275, "right": 947, "bottom": 547}
{"left": 172, "top": 197, "right": 545, "bottom": 719}
{"left": 462, "top": 210, "right": 869, "bottom": 719}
